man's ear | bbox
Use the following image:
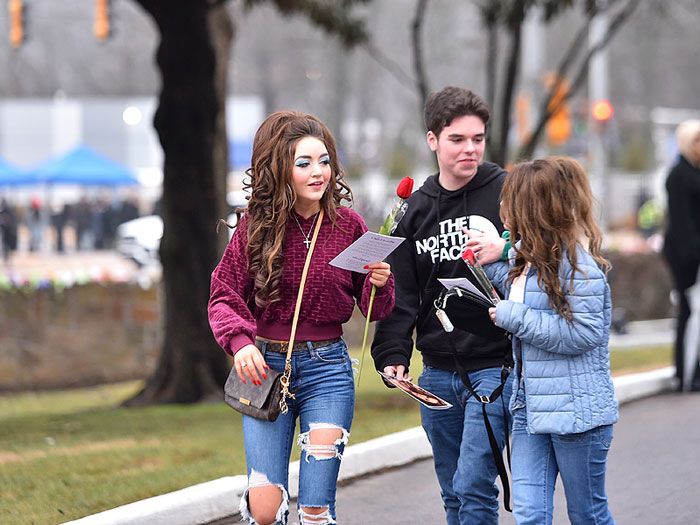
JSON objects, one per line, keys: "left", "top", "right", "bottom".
{"left": 426, "top": 130, "right": 438, "bottom": 152}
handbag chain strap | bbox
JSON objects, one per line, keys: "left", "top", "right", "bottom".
{"left": 279, "top": 208, "right": 324, "bottom": 414}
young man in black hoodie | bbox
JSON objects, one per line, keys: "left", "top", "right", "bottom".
{"left": 372, "top": 86, "right": 511, "bottom": 525}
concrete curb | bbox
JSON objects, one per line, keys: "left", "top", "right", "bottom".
{"left": 64, "top": 367, "right": 676, "bottom": 525}
{"left": 613, "top": 366, "right": 675, "bottom": 403}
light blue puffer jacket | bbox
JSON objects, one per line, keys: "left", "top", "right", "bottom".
{"left": 484, "top": 245, "right": 619, "bottom": 435}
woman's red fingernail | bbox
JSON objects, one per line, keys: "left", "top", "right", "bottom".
{"left": 263, "top": 373, "right": 267, "bottom": 380}
{"left": 363, "top": 265, "right": 369, "bottom": 269}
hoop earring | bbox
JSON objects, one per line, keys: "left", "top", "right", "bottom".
{"left": 285, "top": 183, "right": 295, "bottom": 208}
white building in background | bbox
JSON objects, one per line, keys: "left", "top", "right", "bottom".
{"left": 0, "top": 95, "right": 264, "bottom": 205}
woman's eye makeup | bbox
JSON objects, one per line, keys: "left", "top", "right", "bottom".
{"left": 294, "top": 155, "right": 330, "bottom": 168}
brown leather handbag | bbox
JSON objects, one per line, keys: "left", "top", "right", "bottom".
{"left": 223, "top": 209, "right": 324, "bottom": 421}
{"left": 224, "top": 367, "right": 283, "bottom": 421}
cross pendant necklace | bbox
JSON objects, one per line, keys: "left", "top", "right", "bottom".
{"left": 292, "top": 211, "right": 319, "bottom": 250}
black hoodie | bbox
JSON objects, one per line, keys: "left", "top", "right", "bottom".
{"left": 371, "top": 162, "right": 512, "bottom": 374}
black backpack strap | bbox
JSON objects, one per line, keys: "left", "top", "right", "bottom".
{"left": 450, "top": 341, "right": 512, "bottom": 513}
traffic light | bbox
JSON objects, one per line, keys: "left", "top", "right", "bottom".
{"left": 8, "top": 0, "right": 25, "bottom": 48}
{"left": 94, "top": 0, "right": 112, "bottom": 42}
{"left": 591, "top": 99, "right": 614, "bottom": 122}
{"left": 545, "top": 74, "right": 572, "bottom": 146}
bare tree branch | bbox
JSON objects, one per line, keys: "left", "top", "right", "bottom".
{"left": 484, "top": 21, "right": 499, "bottom": 160}
{"left": 362, "top": 42, "right": 418, "bottom": 94}
{"left": 411, "top": 0, "right": 429, "bottom": 112}
{"left": 245, "top": 0, "right": 370, "bottom": 48}
{"left": 495, "top": 0, "right": 525, "bottom": 166}
{"left": 517, "top": 14, "right": 592, "bottom": 157}
{"left": 485, "top": 21, "right": 499, "bottom": 121}
{"left": 519, "top": 0, "right": 642, "bottom": 159}
{"left": 474, "top": 1, "right": 501, "bottom": 160}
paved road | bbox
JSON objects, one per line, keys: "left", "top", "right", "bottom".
{"left": 218, "top": 393, "right": 700, "bottom": 524}
{"left": 336, "top": 392, "right": 700, "bottom": 525}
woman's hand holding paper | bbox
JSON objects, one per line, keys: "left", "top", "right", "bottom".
{"left": 364, "top": 261, "right": 391, "bottom": 288}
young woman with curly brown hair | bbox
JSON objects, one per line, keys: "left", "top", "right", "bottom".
{"left": 208, "top": 110, "right": 394, "bottom": 525}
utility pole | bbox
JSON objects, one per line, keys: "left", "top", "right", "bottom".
{"left": 588, "top": 6, "right": 610, "bottom": 231}
{"left": 519, "top": 5, "right": 544, "bottom": 152}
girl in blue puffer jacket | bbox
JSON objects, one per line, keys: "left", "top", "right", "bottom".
{"left": 484, "top": 156, "right": 619, "bottom": 525}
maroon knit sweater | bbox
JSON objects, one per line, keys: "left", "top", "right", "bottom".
{"left": 208, "top": 207, "right": 395, "bottom": 355}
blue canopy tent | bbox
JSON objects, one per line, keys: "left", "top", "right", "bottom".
{"left": 229, "top": 139, "right": 253, "bottom": 171}
{"left": 0, "top": 157, "right": 35, "bottom": 186}
{"left": 30, "top": 145, "right": 138, "bottom": 186}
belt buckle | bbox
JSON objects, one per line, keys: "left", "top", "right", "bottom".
{"left": 263, "top": 340, "right": 287, "bottom": 353}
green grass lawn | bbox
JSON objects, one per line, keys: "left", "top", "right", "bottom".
{"left": 0, "top": 345, "right": 671, "bottom": 524}
{"left": 0, "top": 350, "right": 422, "bottom": 524}
{"left": 610, "top": 344, "right": 673, "bottom": 375}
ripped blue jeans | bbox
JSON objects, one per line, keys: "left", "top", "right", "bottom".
{"left": 240, "top": 339, "right": 355, "bottom": 525}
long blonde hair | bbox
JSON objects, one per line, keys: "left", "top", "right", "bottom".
{"left": 245, "top": 111, "right": 352, "bottom": 308}
{"left": 500, "top": 156, "right": 610, "bottom": 320}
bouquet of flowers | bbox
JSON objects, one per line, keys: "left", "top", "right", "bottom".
{"left": 357, "top": 176, "right": 414, "bottom": 384}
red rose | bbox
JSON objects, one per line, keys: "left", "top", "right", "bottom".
{"left": 462, "top": 248, "right": 476, "bottom": 265}
{"left": 396, "top": 177, "right": 414, "bottom": 199}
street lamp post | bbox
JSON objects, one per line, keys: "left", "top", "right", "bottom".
{"left": 591, "top": 98, "right": 614, "bottom": 230}
{"left": 588, "top": 7, "right": 610, "bottom": 231}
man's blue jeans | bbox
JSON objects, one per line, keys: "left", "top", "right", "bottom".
{"left": 418, "top": 365, "right": 512, "bottom": 525}
{"left": 511, "top": 408, "right": 615, "bottom": 525}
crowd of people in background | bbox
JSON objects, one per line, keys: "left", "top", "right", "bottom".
{"left": 0, "top": 195, "right": 141, "bottom": 262}
{"left": 0, "top": 198, "right": 18, "bottom": 263}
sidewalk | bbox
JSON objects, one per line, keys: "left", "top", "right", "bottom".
{"left": 64, "top": 363, "right": 676, "bottom": 525}
{"left": 609, "top": 318, "right": 674, "bottom": 349}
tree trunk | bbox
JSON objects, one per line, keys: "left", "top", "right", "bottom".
{"left": 494, "top": 0, "right": 525, "bottom": 167}
{"left": 411, "top": 0, "right": 429, "bottom": 113}
{"left": 478, "top": 2, "right": 500, "bottom": 162}
{"left": 126, "top": 0, "right": 234, "bottom": 405}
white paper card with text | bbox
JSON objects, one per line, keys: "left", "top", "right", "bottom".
{"left": 329, "top": 231, "right": 405, "bottom": 274}
{"left": 438, "top": 277, "right": 491, "bottom": 302}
